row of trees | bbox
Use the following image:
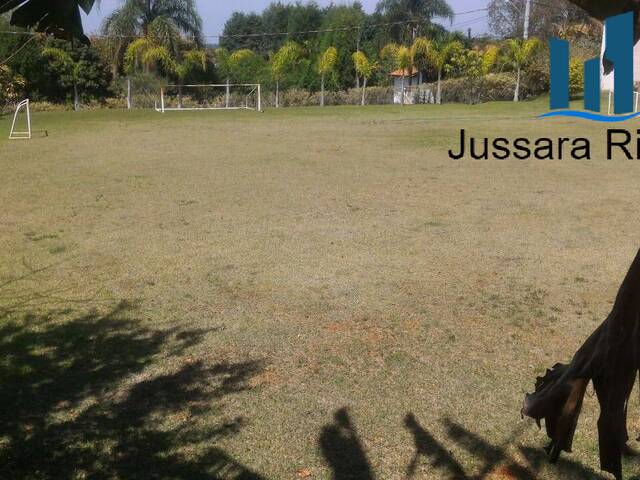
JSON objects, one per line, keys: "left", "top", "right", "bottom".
{"left": 0, "top": 0, "right": 601, "bottom": 109}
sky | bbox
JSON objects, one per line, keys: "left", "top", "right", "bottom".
{"left": 82, "top": 0, "right": 490, "bottom": 39}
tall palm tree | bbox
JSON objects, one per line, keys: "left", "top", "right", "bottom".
{"left": 352, "top": 51, "right": 377, "bottom": 106}
{"left": 410, "top": 37, "right": 431, "bottom": 84}
{"left": 381, "top": 43, "right": 412, "bottom": 105}
{"left": 125, "top": 41, "right": 206, "bottom": 108}
{"left": 270, "top": 42, "right": 303, "bottom": 108}
{"left": 376, "top": 0, "right": 454, "bottom": 43}
{"left": 102, "top": 0, "right": 203, "bottom": 41}
{"left": 215, "top": 48, "right": 258, "bottom": 108}
{"left": 504, "top": 38, "right": 540, "bottom": 102}
{"left": 102, "top": 0, "right": 202, "bottom": 79}
{"left": 317, "top": 47, "right": 338, "bottom": 107}
{"left": 427, "top": 40, "right": 461, "bottom": 104}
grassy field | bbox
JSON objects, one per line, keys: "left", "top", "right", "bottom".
{"left": 1, "top": 99, "right": 640, "bottom": 479}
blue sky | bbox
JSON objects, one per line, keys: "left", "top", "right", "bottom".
{"left": 82, "top": 0, "right": 490, "bottom": 38}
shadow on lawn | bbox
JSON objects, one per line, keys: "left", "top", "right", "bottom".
{"left": 0, "top": 300, "right": 265, "bottom": 479}
{"left": 404, "top": 413, "right": 607, "bottom": 479}
{"left": 319, "top": 407, "right": 376, "bottom": 480}
{"left": 318, "top": 408, "right": 606, "bottom": 480}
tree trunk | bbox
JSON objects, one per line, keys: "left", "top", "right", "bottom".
{"left": 436, "top": 71, "right": 442, "bottom": 105}
{"left": 178, "top": 82, "right": 183, "bottom": 109}
{"left": 320, "top": 73, "right": 325, "bottom": 107}
{"left": 401, "top": 75, "right": 405, "bottom": 106}
{"left": 523, "top": 248, "right": 640, "bottom": 480}
{"left": 225, "top": 77, "right": 230, "bottom": 108}
{"left": 73, "top": 83, "right": 79, "bottom": 111}
{"left": 127, "top": 77, "right": 131, "bottom": 109}
{"left": 276, "top": 81, "right": 280, "bottom": 108}
{"left": 361, "top": 77, "right": 367, "bottom": 106}
{"left": 514, "top": 67, "right": 521, "bottom": 102}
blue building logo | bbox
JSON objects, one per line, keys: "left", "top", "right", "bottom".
{"left": 540, "top": 11, "right": 637, "bottom": 122}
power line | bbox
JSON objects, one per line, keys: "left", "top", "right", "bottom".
{"left": 0, "top": 8, "right": 490, "bottom": 40}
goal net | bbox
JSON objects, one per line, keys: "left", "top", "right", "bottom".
{"left": 9, "top": 99, "right": 31, "bottom": 140}
{"left": 155, "top": 84, "right": 262, "bottom": 112}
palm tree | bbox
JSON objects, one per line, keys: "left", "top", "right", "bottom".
{"left": 410, "top": 37, "right": 431, "bottom": 84}
{"left": 352, "top": 51, "right": 377, "bottom": 106}
{"left": 427, "top": 40, "right": 461, "bottom": 104}
{"left": 41, "top": 47, "right": 83, "bottom": 111}
{"left": 317, "top": 47, "right": 338, "bottom": 107}
{"left": 125, "top": 37, "right": 206, "bottom": 108}
{"left": 504, "top": 38, "right": 540, "bottom": 102}
{"left": 102, "top": 0, "right": 203, "bottom": 42}
{"left": 124, "top": 37, "right": 175, "bottom": 75}
{"left": 376, "top": 0, "right": 454, "bottom": 42}
{"left": 173, "top": 50, "right": 207, "bottom": 108}
{"left": 381, "top": 43, "right": 412, "bottom": 105}
{"left": 215, "top": 48, "right": 259, "bottom": 108}
{"left": 101, "top": 0, "right": 202, "bottom": 79}
{"left": 270, "top": 42, "right": 303, "bottom": 108}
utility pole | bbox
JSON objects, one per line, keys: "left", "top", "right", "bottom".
{"left": 523, "top": 0, "right": 531, "bottom": 39}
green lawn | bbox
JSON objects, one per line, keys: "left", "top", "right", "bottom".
{"left": 1, "top": 101, "right": 639, "bottom": 479}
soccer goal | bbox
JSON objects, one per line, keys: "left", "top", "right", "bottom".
{"left": 155, "top": 84, "right": 262, "bottom": 113}
{"left": 606, "top": 90, "right": 640, "bottom": 115}
{"left": 9, "top": 99, "right": 31, "bottom": 140}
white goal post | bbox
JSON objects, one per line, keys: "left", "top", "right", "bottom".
{"left": 155, "top": 84, "right": 262, "bottom": 113}
{"left": 9, "top": 99, "right": 31, "bottom": 140}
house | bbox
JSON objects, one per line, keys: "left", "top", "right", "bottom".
{"left": 390, "top": 67, "right": 419, "bottom": 104}
{"left": 600, "top": 24, "right": 640, "bottom": 93}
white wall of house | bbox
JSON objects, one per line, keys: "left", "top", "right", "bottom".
{"left": 393, "top": 75, "right": 419, "bottom": 104}
{"left": 601, "top": 24, "right": 640, "bottom": 91}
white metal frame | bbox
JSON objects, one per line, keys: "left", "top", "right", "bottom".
{"left": 9, "top": 99, "right": 31, "bottom": 140}
{"left": 607, "top": 90, "right": 640, "bottom": 115}
{"left": 155, "top": 84, "right": 262, "bottom": 113}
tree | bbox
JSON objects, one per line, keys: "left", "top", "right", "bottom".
{"left": 219, "top": 12, "right": 265, "bottom": 53}
{"left": 410, "top": 37, "right": 431, "bottom": 84}
{"left": 523, "top": 248, "right": 640, "bottom": 480}
{"left": 317, "top": 47, "right": 338, "bottom": 107}
{"left": 173, "top": 50, "right": 207, "bottom": 108}
{"left": 427, "top": 40, "right": 461, "bottom": 104}
{"left": 41, "top": 47, "right": 82, "bottom": 110}
{"left": 482, "top": 45, "right": 499, "bottom": 75}
{"left": 352, "top": 51, "right": 377, "bottom": 106}
{"left": 101, "top": 0, "right": 203, "bottom": 45}
{"left": 318, "top": 4, "right": 366, "bottom": 90}
{"left": 270, "top": 42, "right": 303, "bottom": 108}
{"left": 380, "top": 43, "right": 411, "bottom": 105}
{"left": 488, "top": 0, "right": 591, "bottom": 40}
{"left": 124, "top": 37, "right": 175, "bottom": 76}
{"left": 0, "top": 0, "right": 97, "bottom": 44}
{"left": 503, "top": 38, "right": 540, "bottom": 102}
{"left": 215, "top": 48, "right": 260, "bottom": 107}
{"left": 0, "top": 65, "right": 25, "bottom": 111}
{"left": 375, "top": 0, "right": 454, "bottom": 43}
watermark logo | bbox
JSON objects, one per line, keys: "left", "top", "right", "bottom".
{"left": 540, "top": 11, "right": 637, "bottom": 122}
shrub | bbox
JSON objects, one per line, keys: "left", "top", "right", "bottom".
{"left": 0, "top": 65, "right": 25, "bottom": 112}
{"left": 569, "top": 58, "right": 584, "bottom": 98}
{"left": 415, "top": 72, "right": 546, "bottom": 104}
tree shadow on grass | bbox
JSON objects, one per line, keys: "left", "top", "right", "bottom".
{"left": 0, "top": 300, "right": 266, "bottom": 479}
{"left": 404, "top": 413, "right": 607, "bottom": 479}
